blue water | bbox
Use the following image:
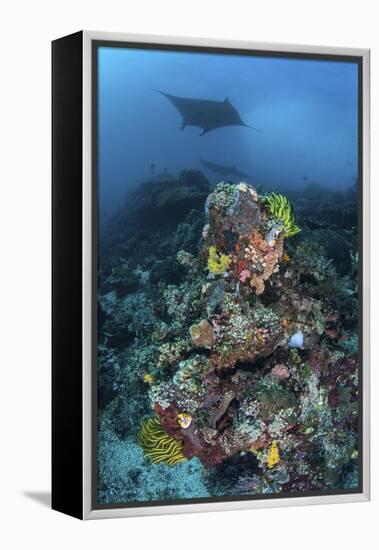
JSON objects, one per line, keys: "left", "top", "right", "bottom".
{"left": 98, "top": 46, "right": 358, "bottom": 222}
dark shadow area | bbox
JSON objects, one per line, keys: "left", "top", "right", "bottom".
{"left": 22, "top": 491, "right": 51, "bottom": 508}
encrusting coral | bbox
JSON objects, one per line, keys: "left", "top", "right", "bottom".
{"left": 137, "top": 416, "right": 187, "bottom": 466}
{"left": 142, "top": 183, "right": 299, "bottom": 466}
{"left": 266, "top": 441, "right": 280, "bottom": 469}
{"left": 189, "top": 319, "right": 214, "bottom": 348}
{"left": 177, "top": 412, "right": 192, "bottom": 429}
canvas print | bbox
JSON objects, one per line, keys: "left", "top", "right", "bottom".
{"left": 95, "top": 44, "right": 361, "bottom": 506}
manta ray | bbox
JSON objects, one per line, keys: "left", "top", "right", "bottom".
{"left": 200, "top": 157, "right": 250, "bottom": 179}
{"left": 154, "top": 90, "right": 260, "bottom": 136}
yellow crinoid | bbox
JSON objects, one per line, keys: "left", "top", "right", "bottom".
{"left": 137, "top": 416, "right": 187, "bottom": 466}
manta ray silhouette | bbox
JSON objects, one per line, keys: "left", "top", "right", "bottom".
{"left": 154, "top": 90, "right": 260, "bottom": 136}
{"left": 199, "top": 157, "right": 250, "bottom": 179}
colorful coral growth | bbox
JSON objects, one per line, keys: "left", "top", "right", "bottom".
{"left": 207, "top": 245, "right": 231, "bottom": 275}
{"left": 143, "top": 373, "right": 155, "bottom": 385}
{"left": 98, "top": 172, "right": 359, "bottom": 502}
{"left": 267, "top": 441, "right": 280, "bottom": 469}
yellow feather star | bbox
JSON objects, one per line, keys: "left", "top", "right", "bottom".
{"left": 264, "top": 192, "right": 301, "bottom": 237}
{"left": 137, "top": 416, "right": 187, "bottom": 466}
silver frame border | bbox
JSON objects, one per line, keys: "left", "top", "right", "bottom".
{"left": 82, "top": 31, "right": 370, "bottom": 520}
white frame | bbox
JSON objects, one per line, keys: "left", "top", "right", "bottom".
{"left": 82, "top": 31, "right": 370, "bottom": 520}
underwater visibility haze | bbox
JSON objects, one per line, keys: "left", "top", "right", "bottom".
{"left": 96, "top": 45, "right": 360, "bottom": 505}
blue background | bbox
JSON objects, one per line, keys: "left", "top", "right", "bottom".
{"left": 98, "top": 46, "right": 358, "bottom": 219}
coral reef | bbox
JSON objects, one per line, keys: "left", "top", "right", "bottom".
{"left": 264, "top": 192, "right": 301, "bottom": 237}
{"left": 97, "top": 173, "right": 359, "bottom": 503}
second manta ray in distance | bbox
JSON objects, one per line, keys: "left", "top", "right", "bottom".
{"left": 199, "top": 157, "right": 250, "bottom": 179}
{"left": 154, "top": 90, "right": 261, "bottom": 135}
